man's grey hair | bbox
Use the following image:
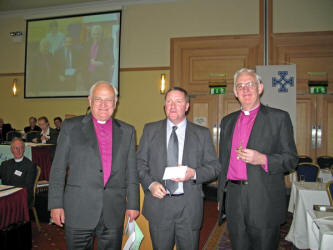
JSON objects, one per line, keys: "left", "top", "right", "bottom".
{"left": 11, "top": 137, "right": 25, "bottom": 148}
{"left": 89, "top": 81, "right": 118, "bottom": 98}
{"left": 233, "top": 68, "right": 262, "bottom": 89}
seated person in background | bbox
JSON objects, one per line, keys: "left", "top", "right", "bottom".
{"left": 32, "top": 116, "right": 59, "bottom": 144}
{"left": 0, "top": 118, "right": 13, "bottom": 142}
{"left": 0, "top": 138, "right": 37, "bottom": 207}
{"left": 24, "top": 116, "right": 41, "bottom": 133}
{"left": 53, "top": 117, "right": 62, "bottom": 132}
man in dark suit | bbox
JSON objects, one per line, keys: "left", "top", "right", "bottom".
{"left": 24, "top": 116, "right": 41, "bottom": 133}
{"left": 0, "top": 138, "right": 36, "bottom": 208}
{"left": 53, "top": 36, "right": 83, "bottom": 91}
{"left": 137, "top": 87, "right": 220, "bottom": 250}
{"left": 48, "top": 82, "right": 139, "bottom": 249}
{"left": 217, "top": 68, "right": 298, "bottom": 250}
{"left": 0, "top": 118, "right": 13, "bottom": 142}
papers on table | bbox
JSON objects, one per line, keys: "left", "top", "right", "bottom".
{"left": 162, "top": 166, "right": 187, "bottom": 180}
{"left": 25, "top": 142, "right": 54, "bottom": 147}
{"left": 123, "top": 218, "right": 144, "bottom": 250}
{"left": 0, "top": 185, "right": 22, "bottom": 197}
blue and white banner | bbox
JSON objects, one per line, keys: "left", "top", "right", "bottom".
{"left": 256, "top": 65, "right": 296, "bottom": 136}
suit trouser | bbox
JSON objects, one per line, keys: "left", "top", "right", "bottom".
{"left": 149, "top": 195, "right": 200, "bottom": 250}
{"left": 65, "top": 212, "right": 123, "bottom": 250}
{"left": 225, "top": 182, "right": 280, "bottom": 250}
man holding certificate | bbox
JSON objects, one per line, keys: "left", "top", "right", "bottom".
{"left": 137, "top": 87, "right": 220, "bottom": 250}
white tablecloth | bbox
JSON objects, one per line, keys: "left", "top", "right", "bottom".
{"left": 285, "top": 182, "right": 330, "bottom": 249}
{"left": 307, "top": 209, "right": 333, "bottom": 250}
{"left": 0, "top": 185, "right": 22, "bottom": 197}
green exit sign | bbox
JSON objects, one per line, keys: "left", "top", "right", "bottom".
{"left": 309, "top": 86, "right": 327, "bottom": 94}
{"left": 209, "top": 85, "right": 226, "bottom": 95}
{"left": 308, "top": 81, "right": 328, "bottom": 95}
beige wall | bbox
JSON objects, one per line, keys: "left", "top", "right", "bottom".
{"left": 0, "top": 70, "right": 166, "bottom": 139}
{"left": 273, "top": 0, "right": 333, "bottom": 33}
{"left": 0, "top": 0, "right": 260, "bottom": 137}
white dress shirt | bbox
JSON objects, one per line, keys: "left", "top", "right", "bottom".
{"left": 166, "top": 118, "right": 187, "bottom": 194}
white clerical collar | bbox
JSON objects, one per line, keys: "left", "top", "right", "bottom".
{"left": 97, "top": 120, "right": 106, "bottom": 124}
{"left": 241, "top": 104, "right": 260, "bottom": 116}
{"left": 14, "top": 157, "right": 24, "bottom": 163}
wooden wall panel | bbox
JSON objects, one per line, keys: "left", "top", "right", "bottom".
{"left": 170, "top": 35, "right": 263, "bottom": 94}
{"left": 270, "top": 32, "right": 333, "bottom": 93}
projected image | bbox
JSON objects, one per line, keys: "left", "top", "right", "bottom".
{"left": 25, "top": 11, "right": 121, "bottom": 98}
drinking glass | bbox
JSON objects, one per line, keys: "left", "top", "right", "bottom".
{"left": 316, "top": 177, "right": 323, "bottom": 189}
{"left": 299, "top": 175, "right": 305, "bottom": 186}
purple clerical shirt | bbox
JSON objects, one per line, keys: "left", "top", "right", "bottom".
{"left": 227, "top": 105, "right": 268, "bottom": 180}
{"left": 92, "top": 116, "right": 113, "bottom": 186}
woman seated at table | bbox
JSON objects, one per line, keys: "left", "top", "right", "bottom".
{"left": 32, "top": 116, "right": 58, "bottom": 145}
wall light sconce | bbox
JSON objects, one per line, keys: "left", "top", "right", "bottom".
{"left": 160, "top": 74, "right": 166, "bottom": 94}
{"left": 12, "top": 79, "right": 18, "bottom": 96}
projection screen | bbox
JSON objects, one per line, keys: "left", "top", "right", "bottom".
{"left": 25, "top": 11, "right": 121, "bottom": 98}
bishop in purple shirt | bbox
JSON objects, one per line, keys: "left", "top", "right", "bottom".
{"left": 49, "top": 81, "right": 139, "bottom": 250}
{"left": 217, "top": 68, "right": 297, "bottom": 250}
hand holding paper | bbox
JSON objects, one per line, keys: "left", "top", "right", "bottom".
{"left": 162, "top": 166, "right": 196, "bottom": 182}
{"left": 163, "top": 166, "right": 187, "bottom": 180}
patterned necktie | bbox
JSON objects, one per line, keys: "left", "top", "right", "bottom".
{"left": 166, "top": 126, "right": 179, "bottom": 194}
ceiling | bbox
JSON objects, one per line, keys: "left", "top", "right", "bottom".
{"left": 0, "top": 0, "right": 161, "bottom": 12}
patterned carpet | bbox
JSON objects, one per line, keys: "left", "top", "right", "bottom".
{"left": 203, "top": 212, "right": 301, "bottom": 250}
{"left": 29, "top": 200, "right": 218, "bottom": 250}
{"left": 31, "top": 222, "right": 66, "bottom": 250}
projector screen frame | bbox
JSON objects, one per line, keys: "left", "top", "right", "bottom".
{"left": 24, "top": 10, "right": 122, "bottom": 99}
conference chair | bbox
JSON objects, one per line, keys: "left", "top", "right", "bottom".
{"left": 296, "top": 163, "right": 320, "bottom": 182}
{"left": 31, "top": 166, "right": 41, "bottom": 232}
{"left": 317, "top": 156, "right": 333, "bottom": 169}
{"left": 327, "top": 181, "right": 333, "bottom": 206}
{"left": 298, "top": 155, "right": 313, "bottom": 164}
{"left": 26, "top": 131, "right": 40, "bottom": 142}
{"left": 6, "top": 130, "right": 22, "bottom": 141}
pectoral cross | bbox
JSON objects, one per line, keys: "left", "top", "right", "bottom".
{"left": 236, "top": 144, "right": 243, "bottom": 160}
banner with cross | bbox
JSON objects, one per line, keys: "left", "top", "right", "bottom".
{"left": 256, "top": 65, "right": 297, "bottom": 137}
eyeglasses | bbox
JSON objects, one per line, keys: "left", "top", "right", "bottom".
{"left": 235, "top": 82, "right": 257, "bottom": 90}
{"left": 94, "top": 97, "right": 115, "bottom": 106}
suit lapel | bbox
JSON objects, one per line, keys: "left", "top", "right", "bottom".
{"left": 182, "top": 121, "right": 193, "bottom": 167}
{"left": 81, "top": 114, "right": 103, "bottom": 169}
{"left": 110, "top": 119, "right": 122, "bottom": 178}
{"left": 161, "top": 120, "right": 168, "bottom": 167}
{"left": 247, "top": 104, "right": 266, "bottom": 149}
{"left": 225, "top": 112, "right": 240, "bottom": 156}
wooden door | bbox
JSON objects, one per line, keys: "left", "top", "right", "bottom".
{"left": 296, "top": 94, "right": 333, "bottom": 161}
{"left": 316, "top": 94, "right": 333, "bottom": 158}
{"left": 296, "top": 95, "right": 316, "bottom": 159}
{"left": 187, "top": 94, "right": 219, "bottom": 150}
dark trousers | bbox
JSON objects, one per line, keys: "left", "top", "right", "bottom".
{"left": 149, "top": 195, "right": 200, "bottom": 250}
{"left": 65, "top": 213, "right": 122, "bottom": 250}
{"left": 226, "top": 182, "right": 280, "bottom": 250}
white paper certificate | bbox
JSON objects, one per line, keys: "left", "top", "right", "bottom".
{"left": 162, "top": 166, "right": 187, "bottom": 180}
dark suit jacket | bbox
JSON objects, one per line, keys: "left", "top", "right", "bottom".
{"left": 1, "top": 123, "right": 13, "bottom": 141}
{"left": 24, "top": 125, "right": 41, "bottom": 133}
{"left": 217, "top": 104, "right": 298, "bottom": 227}
{"left": 48, "top": 114, "right": 139, "bottom": 229}
{"left": 137, "top": 119, "right": 221, "bottom": 229}
{"left": 0, "top": 157, "right": 37, "bottom": 207}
